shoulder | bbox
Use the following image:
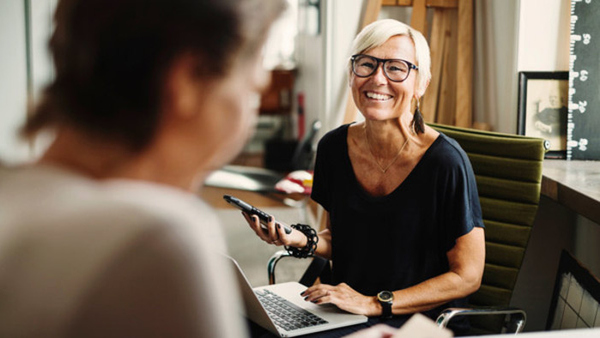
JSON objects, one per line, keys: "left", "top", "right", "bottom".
{"left": 64, "top": 203, "right": 241, "bottom": 338}
{"left": 102, "top": 180, "right": 226, "bottom": 252}
{"left": 427, "top": 132, "right": 473, "bottom": 172}
{"left": 2, "top": 166, "right": 225, "bottom": 272}
{"left": 317, "top": 123, "right": 351, "bottom": 148}
{"left": 84, "top": 185, "right": 243, "bottom": 337}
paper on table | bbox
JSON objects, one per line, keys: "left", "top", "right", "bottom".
{"left": 392, "top": 313, "right": 453, "bottom": 338}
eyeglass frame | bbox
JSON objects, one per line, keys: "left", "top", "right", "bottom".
{"left": 350, "top": 54, "right": 419, "bottom": 83}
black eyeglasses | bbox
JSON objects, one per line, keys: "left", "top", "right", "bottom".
{"left": 351, "top": 54, "right": 418, "bottom": 83}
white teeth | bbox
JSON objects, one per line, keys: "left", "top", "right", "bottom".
{"left": 365, "top": 92, "right": 392, "bottom": 100}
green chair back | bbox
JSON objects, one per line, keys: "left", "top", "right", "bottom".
{"left": 430, "top": 123, "right": 546, "bottom": 334}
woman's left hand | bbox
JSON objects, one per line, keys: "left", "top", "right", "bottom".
{"left": 301, "top": 283, "right": 380, "bottom": 316}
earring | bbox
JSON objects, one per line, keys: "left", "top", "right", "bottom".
{"left": 411, "top": 97, "right": 425, "bottom": 134}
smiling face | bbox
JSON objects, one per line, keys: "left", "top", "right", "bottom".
{"left": 350, "top": 35, "right": 419, "bottom": 121}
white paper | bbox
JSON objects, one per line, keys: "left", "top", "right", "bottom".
{"left": 392, "top": 313, "right": 453, "bottom": 338}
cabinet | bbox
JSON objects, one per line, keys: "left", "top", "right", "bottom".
{"left": 260, "top": 69, "right": 295, "bottom": 115}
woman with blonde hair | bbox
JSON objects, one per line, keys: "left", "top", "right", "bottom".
{"left": 247, "top": 19, "right": 485, "bottom": 336}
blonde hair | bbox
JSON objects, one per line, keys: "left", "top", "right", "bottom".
{"left": 349, "top": 19, "right": 431, "bottom": 96}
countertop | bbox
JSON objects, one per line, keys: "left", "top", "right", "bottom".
{"left": 541, "top": 160, "right": 600, "bottom": 224}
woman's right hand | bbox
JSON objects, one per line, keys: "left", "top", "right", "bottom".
{"left": 242, "top": 212, "right": 307, "bottom": 248}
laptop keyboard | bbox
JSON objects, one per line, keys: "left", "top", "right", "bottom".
{"left": 255, "top": 289, "right": 329, "bottom": 331}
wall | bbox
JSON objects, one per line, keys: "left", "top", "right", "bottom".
{"left": 517, "top": 0, "right": 571, "bottom": 72}
{"left": 0, "top": 0, "right": 55, "bottom": 164}
{"left": 512, "top": 0, "right": 570, "bottom": 133}
{"left": 293, "top": 0, "right": 363, "bottom": 136}
{"left": 474, "top": 0, "right": 520, "bottom": 133}
{"left": 0, "top": 0, "right": 29, "bottom": 164}
{"left": 322, "top": 0, "right": 363, "bottom": 130}
{"left": 294, "top": 21, "right": 326, "bottom": 138}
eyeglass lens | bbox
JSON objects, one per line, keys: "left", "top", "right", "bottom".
{"left": 353, "top": 55, "right": 412, "bottom": 82}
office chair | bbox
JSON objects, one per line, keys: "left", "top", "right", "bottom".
{"left": 266, "top": 123, "right": 547, "bottom": 335}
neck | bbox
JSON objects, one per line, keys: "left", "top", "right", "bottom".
{"left": 364, "top": 117, "right": 412, "bottom": 157}
{"left": 39, "top": 127, "right": 202, "bottom": 191}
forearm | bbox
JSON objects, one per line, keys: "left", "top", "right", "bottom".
{"left": 314, "top": 212, "right": 332, "bottom": 259}
{"left": 301, "top": 271, "right": 478, "bottom": 318}
{"left": 387, "top": 228, "right": 485, "bottom": 315}
{"left": 390, "top": 270, "right": 481, "bottom": 315}
{"left": 314, "top": 229, "right": 332, "bottom": 259}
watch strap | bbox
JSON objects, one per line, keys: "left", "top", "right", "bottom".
{"left": 377, "top": 291, "right": 393, "bottom": 319}
{"left": 380, "top": 299, "right": 392, "bottom": 318}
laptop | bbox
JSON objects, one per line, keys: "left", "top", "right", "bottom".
{"left": 227, "top": 256, "right": 368, "bottom": 337}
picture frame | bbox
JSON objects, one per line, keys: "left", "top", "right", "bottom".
{"left": 546, "top": 250, "right": 600, "bottom": 329}
{"left": 517, "top": 71, "right": 569, "bottom": 159}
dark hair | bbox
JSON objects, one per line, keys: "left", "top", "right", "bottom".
{"left": 23, "top": 0, "right": 284, "bottom": 151}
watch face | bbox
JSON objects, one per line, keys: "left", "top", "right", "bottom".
{"left": 378, "top": 291, "right": 393, "bottom": 302}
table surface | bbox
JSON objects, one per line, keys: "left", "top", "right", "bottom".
{"left": 541, "top": 160, "right": 600, "bottom": 224}
{"left": 471, "top": 328, "right": 600, "bottom": 337}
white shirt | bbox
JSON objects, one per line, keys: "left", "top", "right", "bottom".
{"left": 0, "top": 164, "right": 247, "bottom": 338}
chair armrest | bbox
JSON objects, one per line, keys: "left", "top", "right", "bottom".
{"left": 268, "top": 250, "right": 296, "bottom": 284}
{"left": 436, "top": 307, "right": 527, "bottom": 333}
{"left": 268, "top": 250, "right": 331, "bottom": 286}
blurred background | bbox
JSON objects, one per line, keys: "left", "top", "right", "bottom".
{"left": 0, "top": 0, "right": 570, "bottom": 167}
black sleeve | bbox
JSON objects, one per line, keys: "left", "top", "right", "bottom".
{"left": 442, "top": 145, "right": 484, "bottom": 252}
{"left": 310, "top": 133, "right": 332, "bottom": 212}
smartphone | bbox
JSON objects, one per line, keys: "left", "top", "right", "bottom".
{"left": 223, "top": 195, "right": 292, "bottom": 234}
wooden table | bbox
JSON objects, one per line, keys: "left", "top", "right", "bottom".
{"left": 541, "top": 160, "right": 600, "bottom": 224}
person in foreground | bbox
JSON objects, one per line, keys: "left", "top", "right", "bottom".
{"left": 246, "top": 19, "right": 486, "bottom": 336}
{"left": 0, "top": 0, "right": 285, "bottom": 336}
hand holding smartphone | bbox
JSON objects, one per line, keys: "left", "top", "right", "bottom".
{"left": 223, "top": 195, "right": 292, "bottom": 235}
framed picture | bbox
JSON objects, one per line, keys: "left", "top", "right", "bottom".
{"left": 518, "top": 71, "right": 569, "bottom": 159}
{"left": 546, "top": 250, "right": 600, "bottom": 329}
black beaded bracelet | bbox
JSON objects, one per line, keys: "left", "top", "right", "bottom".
{"left": 285, "top": 223, "right": 318, "bottom": 258}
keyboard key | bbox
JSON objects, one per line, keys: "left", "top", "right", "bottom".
{"left": 255, "top": 289, "right": 329, "bottom": 331}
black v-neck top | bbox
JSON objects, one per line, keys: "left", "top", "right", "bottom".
{"left": 311, "top": 123, "right": 484, "bottom": 319}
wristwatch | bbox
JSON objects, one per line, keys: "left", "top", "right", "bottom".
{"left": 377, "top": 291, "right": 394, "bottom": 318}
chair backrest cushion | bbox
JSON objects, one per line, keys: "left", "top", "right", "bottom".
{"left": 430, "top": 123, "right": 546, "bottom": 334}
